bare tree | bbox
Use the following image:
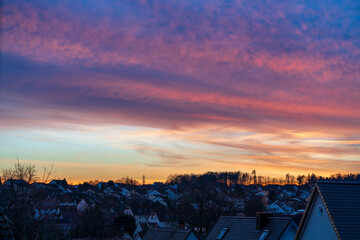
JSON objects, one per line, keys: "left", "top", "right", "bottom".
{"left": 42, "top": 163, "right": 56, "bottom": 183}
{"left": 1, "top": 159, "right": 59, "bottom": 239}
{"left": 2, "top": 158, "right": 38, "bottom": 183}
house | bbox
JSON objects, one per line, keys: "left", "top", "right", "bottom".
{"left": 147, "top": 190, "right": 163, "bottom": 197}
{"left": 4, "top": 179, "right": 29, "bottom": 188}
{"left": 135, "top": 215, "right": 151, "bottom": 225}
{"left": 142, "top": 227, "right": 199, "bottom": 240}
{"left": 281, "top": 203, "right": 295, "bottom": 214}
{"left": 49, "top": 178, "right": 68, "bottom": 187}
{"left": 148, "top": 212, "right": 160, "bottom": 225}
{"left": 206, "top": 213, "right": 297, "bottom": 240}
{"left": 267, "top": 202, "right": 286, "bottom": 214}
{"left": 283, "top": 191, "right": 297, "bottom": 197}
{"left": 77, "top": 198, "right": 93, "bottom": 212}
{"left": 134, "top": 212, "right": 160, "bottom": 226}
{"left": 295, "top": 181, "right": 360, "bottom": 240}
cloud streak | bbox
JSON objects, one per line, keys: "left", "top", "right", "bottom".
{"left": 1, "top": 0, "right": 359, "bottom": 181}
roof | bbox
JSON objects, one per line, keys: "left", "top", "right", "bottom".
{"left": 206, "top": 216, "right": 294, "bottom": 240}
{"left": 137, "top": 222, "right": 150, "bottom": 237}
{"left": 49, "top": 179, "right": 68, "bottom": 186}
{"left": 142, "top": 227, "right": 197, "bottom": 240}
{"left": 296, "top": 181, "right": 360, "bottom": 239}
{"left": 4, "top": 179, "right": 29, "bottom": 186}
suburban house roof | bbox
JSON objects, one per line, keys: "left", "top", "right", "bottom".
{"left": 4, "top": 179, "right": 29, "bottom": 186}
{"left": 49, "top": 179, "right": 68, "bottom": 186}
{"left": 296, "top": 181, "right": 360, "bottom": 239}
{"left": 206, "top": 216, "right": 296, "bottom": 240}
{"left": 142, "top": 227, "right": 197, "bottom": 240}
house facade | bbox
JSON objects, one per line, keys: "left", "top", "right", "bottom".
{"left": 295, "top": 182, "right": 360, "bottom": 240}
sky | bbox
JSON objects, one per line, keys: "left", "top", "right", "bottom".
{"left": 1, "top": 0, "right": 360, "bottom": 183}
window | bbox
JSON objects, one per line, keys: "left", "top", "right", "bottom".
{"left": 217, "top": 228, "right": 228, "bottom": 240}
{"left": 318, "top": 206, "right": 323, "bottom": 216}
{"left": 259, "top": 230, "right": 270, "bottom": 240}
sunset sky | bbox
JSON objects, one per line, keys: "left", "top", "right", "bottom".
{"left": 1, "top": 0, "right": 359, "bottom": 183}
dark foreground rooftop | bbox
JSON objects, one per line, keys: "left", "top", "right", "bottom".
{"left": 142, "top": 227, "right": 197, "bottom": 240}
{"left": 206, "top": 216, "right": 295, "bottom": 240}
{"left": 317, "top": 181, "right": 360, "bottom": 239}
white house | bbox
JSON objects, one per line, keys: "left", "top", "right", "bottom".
{"left": 77, "top": 199, "right": 93, "bottom": 212}
{"left": 295, "top": 182, "right": 360, "bottom": 240}
{"left": 267, "top": 202, "right": 286, "bottom": 214}
{"left": 134, "top": 212, "right": 160, "bottom": 226}
{"left": 147, "top": 189, "right": 163, "bottom": 197}
{"left": 281, "top": 203, "right": 295, "bottom": 214}
{"left": 148, "top": 212, "right": 160, "bottom": 225}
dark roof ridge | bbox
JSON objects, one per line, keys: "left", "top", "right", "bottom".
{"left": 219, "top": 216, "right": 292, "bottom": 220}
{"left": 267, "top": 217, "right": 292, "bottom": 220}
{"left": 220, "top": 216, "right": 256, "bottom": 219}
{"left": 317, "top": 181, "right": 360, "bottom": 185}
{"left": 147, "top": 227, "right": 190, "bottom": 232}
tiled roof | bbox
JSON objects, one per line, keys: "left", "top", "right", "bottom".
{"left": 317, "top": 181, "right": 360, "bottom": 239}
{"left": 206, "top": 216, "right": 293, "bottom": 240}
{"left": 142, "top": 227, "right": 196, "bottom": 240}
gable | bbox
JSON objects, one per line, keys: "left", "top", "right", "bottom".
{"left": 297, "top": 192, "right": 338, "bottom": 240}
{"left": 279, "top": 221, "right": 297, "bottom": 240}
{"left": 317, "top": 182, "right": 360, "bottom": 238}
{"left": 186, "top": 232, "right": 199, "bottom": 240}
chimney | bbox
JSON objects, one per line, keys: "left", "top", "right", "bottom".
{"left": 256, "top": 212, "right": 273, "bottom": 230}
{"left": 177, "top": 220, "right": 185, "bottom": 229}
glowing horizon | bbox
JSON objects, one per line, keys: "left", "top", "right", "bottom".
{"left": 1, "top": 0, "right": 359, "bottom": 183}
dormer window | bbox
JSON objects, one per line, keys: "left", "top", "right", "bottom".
{"left": 259, "top": 230, "right": 270, "bottom": 240}
{"left": 217, "top": 228, "right": 228, "bottom": 240}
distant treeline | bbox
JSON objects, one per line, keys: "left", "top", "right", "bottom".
{"left": 165, "top": 171, "right": 360, "bottom": 187}
{"left": 85, "top": 177, "right": 140, "bottom": 186}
